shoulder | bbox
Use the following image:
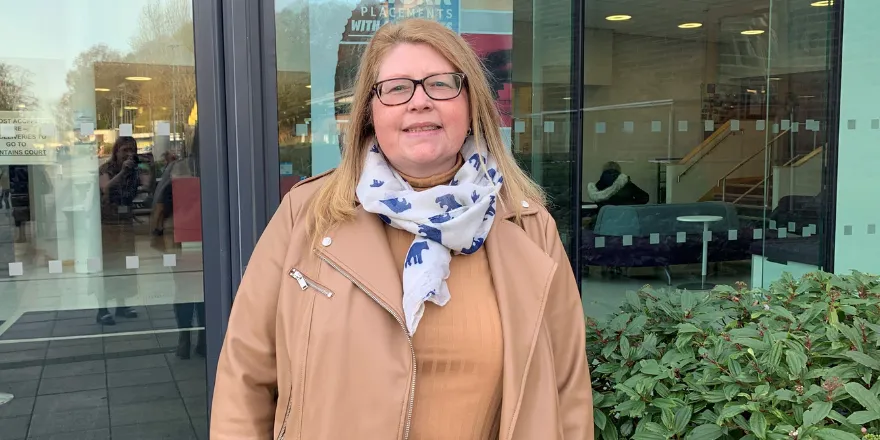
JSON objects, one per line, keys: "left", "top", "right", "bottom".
{"left": 279, "top": 168, "right": 335, "bottom": 215}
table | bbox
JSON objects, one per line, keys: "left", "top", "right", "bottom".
{"left": 676, "top": 215, "right": 723, "bottom": 290}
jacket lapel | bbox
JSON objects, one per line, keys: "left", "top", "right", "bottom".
{"left": 314, "top": 207, "right": 406, "bottom": 321}
{"left": 487, "top": 204, "right": 557, "bottom": 439}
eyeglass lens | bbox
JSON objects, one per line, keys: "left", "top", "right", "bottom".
{"left": 376, "top": 73, "right": 463, "bottom": 105}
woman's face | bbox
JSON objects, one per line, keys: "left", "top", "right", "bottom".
{"left": 371, "top": 43, "right": 470, "bottom": 178}
{"left": 116, "top": 142, "right": 136, "bottom": 162}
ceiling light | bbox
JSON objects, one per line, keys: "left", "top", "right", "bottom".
{"left": 769, "top": 77, "right": 781, "bottom": 81}
{"left": 741, "top": 29, "right": 765, "bottom": 35}
{"left": 16, "top": 104, "right": 26, "bottom": 108}
{"left": 678, "top": 23, "right": 703, "bottom": 29}
{"left": 605, "top": 15, "right": 632, "bottom": 21}
{"left": 305, "top": 84, "right": 312, "bottom": 88}
{"left": 811, "top": 0, "right": 832, "bottom": 6}
{"left": 125, "top": 76, "right": 152, "bottom": 81}
{"left": 562, "top": 97, "right": 572, "bottom": 100}
{"left": 800, "top": 95, "right": 816, "bottom": 99}
{"left": 95, "top": 88, "right": 110, "bottom": 92}
{"left": 746, "top": 89, "right": 758, "bottom": 94}
{"left": 123, "top": 106, "right": 139, "bottom": 110}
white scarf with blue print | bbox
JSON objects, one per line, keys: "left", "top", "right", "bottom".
{"left": 356, "top": 137, "right": 503, "bottom": 336}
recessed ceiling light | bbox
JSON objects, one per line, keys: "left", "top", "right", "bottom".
{"left": 17, "top": 104, "right": 26, "bottom": 108}
{"left": 746, "top": 89, "right": 758, "bottom": 94}
{"left": 123, "top": 106, "right": 139, "bottom": 110}
{"left": 800, "top": 95, "right": 816, "bottom": 99}
{"left": 741, "top": 29, "right": 765, "bottom": 35}
{"left": 305, "top": 84, "right": 311, "bottom": 88}
{"left": 135, "top": 125, "right": 146, "bottom": 128}
{"left": 563, "top": 97, "right": 572, "bottom": 100}
{"left": 678, "top": 22, "right": 703, "bottom": 29}
{"left": 769, "top": 77, "right": 781, "bottom": 81}
{"left": 95, "top": 88, "right": 111, "bottom": 92}
{"left": 811, "top": 0, "right": 832, "bottom": 6}
{"left": 125, "top": 76, "right": 152, "bottom": 81}
{"left": 606, "top": 15, "right": 632, "bottom": 21}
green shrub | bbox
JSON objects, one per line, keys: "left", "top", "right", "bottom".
{"left": 587, "top": 271, "right": 880, "bottom": 440}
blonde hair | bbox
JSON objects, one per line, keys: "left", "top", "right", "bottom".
{"left": 308, "top": 18, "right": 545, "bottom": 239}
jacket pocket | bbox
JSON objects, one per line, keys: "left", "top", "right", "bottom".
{"left": 288, "top": 268, "right": 333, "bottom": 298}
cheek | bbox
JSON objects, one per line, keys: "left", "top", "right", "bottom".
{"left": 441, "top": 99, "right": 471, "bottom": 135}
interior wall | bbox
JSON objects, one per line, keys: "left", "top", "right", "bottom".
{"left": 581, "top": 31, "right": 706, "bottom": 201}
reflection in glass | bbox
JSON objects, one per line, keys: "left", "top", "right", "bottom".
{"left": 0, "top": 1, "right": 207, "bottom": 438}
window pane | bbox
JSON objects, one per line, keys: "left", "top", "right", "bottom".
{"left": 0, "top": 1, "right": 207, "bottom": 438}
{"left": 579, "top": 0, "right": 835, "bottom": 318}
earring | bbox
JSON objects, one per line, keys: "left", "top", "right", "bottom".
{"left": 467, "top": 127, "right": 473, "bottom": 136}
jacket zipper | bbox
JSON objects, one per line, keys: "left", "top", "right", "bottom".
{"left": 315, "top": 252, "right": 417, "bottom": 440}
{"left": 289, "top": 269, "right": 333, "bottom": 297}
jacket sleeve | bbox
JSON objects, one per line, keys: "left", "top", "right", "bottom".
{"left": 625, "top": 181, "right": 650, "bottom": 205}
{"left": 210, "top": 193, "right": 296, "bottom": 439}
{"left": 542, "top": 213, "right": 594, "bottom": 439}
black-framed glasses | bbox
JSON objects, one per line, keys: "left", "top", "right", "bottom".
{"left": 372, "top": 73, "right": 466, "bottom": 106}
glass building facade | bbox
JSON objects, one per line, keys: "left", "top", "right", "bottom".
{"left": 0, "top": 0, "right": 873, "bottom": 438}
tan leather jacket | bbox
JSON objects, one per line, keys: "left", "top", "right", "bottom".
{"left": 211, "top": 172, "right": 594, "bottom": 440}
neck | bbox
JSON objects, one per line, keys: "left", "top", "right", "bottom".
{"left": 397, "top": 154, "right": 463, "bottom": 189}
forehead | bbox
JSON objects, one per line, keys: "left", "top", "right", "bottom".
{"left": 376, "top": 43, "right": 456, "bottom": 81}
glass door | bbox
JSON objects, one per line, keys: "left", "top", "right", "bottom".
{"left": 0, "top": 1, "right": 210, "bottom": 438}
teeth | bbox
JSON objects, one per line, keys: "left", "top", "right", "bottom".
{"left": 406, "top": 126, "right": 440, "bottom": 132}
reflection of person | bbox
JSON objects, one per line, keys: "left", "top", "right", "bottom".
{"left": 211, "top": 19, "right": 593, "bottom": 439}
{"left": 587, "top": 161, "right": 649, "bottom": 208}
{"left": 96, "top": 136, "right": 144, "bottom": 325}
{"left": 0, "top": 167, "right": 9, "bottom": 210}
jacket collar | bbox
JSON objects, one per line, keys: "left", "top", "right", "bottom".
{"left": 315, "top": 200, "right": 557, "bottom": 438}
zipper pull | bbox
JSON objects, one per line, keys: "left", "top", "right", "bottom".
{"left": 289, "top": 269, "right": 308, "bottom": 291}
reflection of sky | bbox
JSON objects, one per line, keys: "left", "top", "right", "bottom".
{"left": 0, "top": 1, "right": 172, "bottom": 108}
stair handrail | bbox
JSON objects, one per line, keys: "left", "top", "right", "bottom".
{"left": 718, "top": 129, "right": 790, "bottom": 201}
{"left": 676, "top": 121, "right": 737, "bottom": 182}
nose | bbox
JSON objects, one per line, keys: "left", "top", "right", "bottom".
{"left": 407, "top": 84, "right": 433, "bottom": 111}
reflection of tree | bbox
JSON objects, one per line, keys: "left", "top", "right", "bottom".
{"left": 275, "top": 0, "right": 352, "bottom": 148}
{"left": 0, "top": 64, "right": 38, "bottom": 111}
{"left": 55, "top": 0, "right": 196, "bottom": 134}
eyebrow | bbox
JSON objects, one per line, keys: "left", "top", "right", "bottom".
{"left": 376, "top": 72, "right": 452, "bottom": 81}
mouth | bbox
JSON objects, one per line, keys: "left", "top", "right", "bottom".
{"left": 403, "top": 123, "right": 442, "bottom": 133}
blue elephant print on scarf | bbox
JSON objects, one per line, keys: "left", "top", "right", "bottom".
{"left": 370, "top": 145, "right": 380, "bottom": 153}
{"left": 378, "top": 214, "right": 392, "bottom": 224}
{"left": 471, "top": 191, "right": 479, "bottom": 203}
{"left": 381, "top": 198, "right": 412, "bottom": 213}
{"left": 418, "top": 224, "right": 442, "bottom": 243}
{"left": 484, "top": 195, "right": 496, "bottom": 220}
{"left": 370, "top": 179, "right": 384, "bottom": 187}
{"left": 429, "top": 212, "right": 452, "bottom": 224}
{"left": 468, "top": 153, "right": 482, "bottom": 170}
{"left": 435, "top": 194, "right": 462, "bottom": 212}
{"left": 461, "top": 237, "right": 485, "bottom": 254}
{"left": 405, "top": 241, "right": 430, "bottom": 267}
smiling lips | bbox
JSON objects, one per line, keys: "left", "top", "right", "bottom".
{"left": 403, "top": 122, "right": 442, "bottom": 133}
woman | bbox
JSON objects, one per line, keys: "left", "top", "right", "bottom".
{"left": 586, "top": 161, "right": 649, "bottom": 208}
{"left": 211, "top": 19, "right": 593, "bottom": 440}
{"left": 96, "top": 136, "right": 145, "bottom": 325}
